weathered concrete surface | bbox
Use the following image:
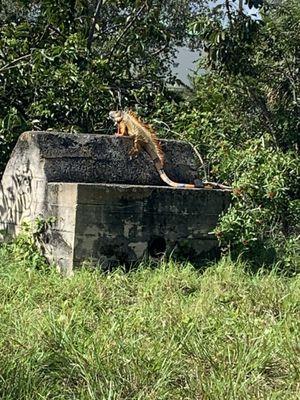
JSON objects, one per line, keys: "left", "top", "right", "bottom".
{"left": 17, "top": 131, "right": 200, "bottom": 184}
{"left": 45, "top": 183, "right": 230, "bottom": 273}
{"left": 0, "top": 131, "right": 201, "bottom": 234}
{"left": 0, "top": 131, "right": 231, "bottom": 273}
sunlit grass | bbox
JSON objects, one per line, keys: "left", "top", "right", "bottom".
{"left": 0, "top": 247, "right": 299, "bottom": 399}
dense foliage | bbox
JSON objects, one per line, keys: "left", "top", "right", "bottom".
{"left": 0, "top": 0, "right": 204, "bottom": 172}
{"left": 0, "top": 0, "right": 299, "bottom": 267}
{"left": 153, "top": 0, "right": 299, "bottom": 268}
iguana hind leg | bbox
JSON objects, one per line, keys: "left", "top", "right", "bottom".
{"left": 129, "top": 136, "right": 142, "bottom": 157}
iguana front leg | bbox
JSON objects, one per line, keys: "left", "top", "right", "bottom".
{"left": 115, "top": 121, "right": 128, "bottom": 136}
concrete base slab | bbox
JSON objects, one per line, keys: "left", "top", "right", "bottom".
{"left": 45, "top": 183, "right": 230, "bottom": 273}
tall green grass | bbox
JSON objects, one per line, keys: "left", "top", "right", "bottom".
{"left": 0, "top": 247, "right": 299, "bottom": 399}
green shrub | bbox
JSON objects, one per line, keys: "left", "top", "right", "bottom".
{"left": 151, "top": 0, "right": 300, "bottom": 269}
{"left": 1, "top": 218, "right": 54, "bottom": 269}
{"left": 215, "top": 140, "right": 299, "bottom": 266}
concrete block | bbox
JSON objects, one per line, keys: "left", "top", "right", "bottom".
{"left": 0, "top": 132, "right": 231, "bottom": 272}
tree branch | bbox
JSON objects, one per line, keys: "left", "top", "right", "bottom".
{"left": 225, "top": 0, "right": 233, "bottom": 29}
{"left": 152, "top": 43, "right": 169, "bottom": 56}
{"left": 238, "top": 0, "right": 244, "bottom": 15}
{"left": 244, "top": 80, "right": 275, "bottom": 135}
{"left": 87, "top": 0, "right": 103, "bottom": 51}
{"left": 0, "top": 54, "right": 31, "bottom": 74}
{"left": 108, "top": 3, "right": 147, "bottom": 60}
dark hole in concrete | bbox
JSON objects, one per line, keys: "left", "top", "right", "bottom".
{"left": 148, "top": 237, "right": 166, "bottom": 258}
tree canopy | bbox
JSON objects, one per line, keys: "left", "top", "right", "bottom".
{"left": 0, "top": 0, "right": 205, "bottom": 171}
{"left": 0, "top": 0, "right": 299, "bottom": 269}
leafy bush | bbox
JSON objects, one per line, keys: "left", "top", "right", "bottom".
{"left": 151, "top": 0, "right": 300, "bottom": 268}
{"left": 215, "top": 141, "right": 299, "bottom": 269}
{"left": 1, "top": 218, "right": 55, "bottom": 269}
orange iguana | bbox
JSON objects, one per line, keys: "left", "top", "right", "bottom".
{"left": 109, "top": 110, "right": 231, "bottom": 190}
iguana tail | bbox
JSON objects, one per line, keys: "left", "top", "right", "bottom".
{"left": 153, "top": 158, "right": 203, "bottom": 189}
{"left": 153, "top": 158, "right": 231, "bottom": 190}
{"left": 158, "top": 169, "right": 199, "bottom": 188}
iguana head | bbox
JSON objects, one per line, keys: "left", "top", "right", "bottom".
{"left": 109, "top": 110, "right": 124, "bottom": 124}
